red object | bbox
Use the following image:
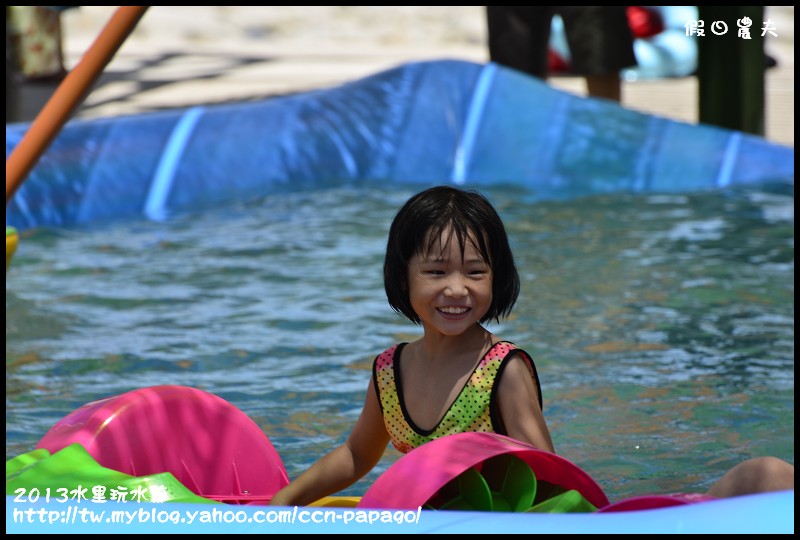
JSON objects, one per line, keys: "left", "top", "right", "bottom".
{"left": 598, "top": 492, "right": 717, "bottom": 512}
{"left": 627, "top": 6, "right": 665, "bottom": 39}
{"left": 547, "top": 49, "right": 570, "bottom": 73}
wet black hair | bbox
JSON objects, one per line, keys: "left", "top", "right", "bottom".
{"left": 383, "top": 185, "right": 520, "bottom": 324}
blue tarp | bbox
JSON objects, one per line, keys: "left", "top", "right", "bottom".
{"left": 6, "top": 59, "right": 794, "bottom": 231}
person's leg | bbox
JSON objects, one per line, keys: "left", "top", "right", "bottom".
{"left": 706, "top": 457, "right": 794, "bottom": 498}
{"left": 585, "top": 73, "right": 622, "bottom": 102}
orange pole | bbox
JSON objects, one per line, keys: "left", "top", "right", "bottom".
{"left": 6, "top": 6, "right": 149, "bottom": 206}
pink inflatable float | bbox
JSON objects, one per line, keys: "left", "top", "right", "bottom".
{"left": 359, "top": 431, "right": 610, "bottom": 511}
{"left": 36, "top": 385, "right": 289, "bottom": 505}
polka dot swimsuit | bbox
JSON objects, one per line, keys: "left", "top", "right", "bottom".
{"left": 372, "top": 341, "right": 542, "bottom": 454}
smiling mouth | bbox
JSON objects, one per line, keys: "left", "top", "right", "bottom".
{"left": 437, "top": 306, "right": 470, "bottom": 316}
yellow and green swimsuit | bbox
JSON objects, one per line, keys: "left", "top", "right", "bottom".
{"left": 373, "top": 341, "right": 542, "bottom": 454}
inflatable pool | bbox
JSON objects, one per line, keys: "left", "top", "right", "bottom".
{"left": 5, "top": 386, "right": 794, "bottom": 534}
{"left": 5, "top": 59, "right": 793, "bottom": 232}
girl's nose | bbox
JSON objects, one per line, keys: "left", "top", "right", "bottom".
{"left": 444, "top": 275, "right": 468, "bottom": 297}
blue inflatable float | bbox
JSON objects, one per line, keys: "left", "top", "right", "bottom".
{"left": 5, "top": 59, "right": 793, "bottom": 232}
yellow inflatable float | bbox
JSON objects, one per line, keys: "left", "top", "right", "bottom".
{"left": 6, "top": 226, "right": 18, "bottom": 271}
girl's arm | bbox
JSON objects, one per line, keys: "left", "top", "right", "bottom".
{"left": 269, "top": 378, "right": 390, "bottom": 506}
{"left": 496, "top": 353, "right": 555, "bottom": 452}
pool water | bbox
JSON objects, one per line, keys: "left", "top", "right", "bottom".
{"left": 5, "top": 184, "right": 794, "bottom": 502}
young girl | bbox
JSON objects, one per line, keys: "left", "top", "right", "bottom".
{"left": 269, "top": 185, "right": 793, "bottom": 507}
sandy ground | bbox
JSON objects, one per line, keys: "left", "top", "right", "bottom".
{"left": 56, "top": 6, "right": 795, "bottom": 146}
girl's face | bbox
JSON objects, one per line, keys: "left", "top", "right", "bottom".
{"left": 407, "top": 226, "right": 493, "bottom": 336}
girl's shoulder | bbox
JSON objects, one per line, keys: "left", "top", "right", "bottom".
{"left": 373, "top": 342, "right": 409, "bottom": 369}
{"left": 488, "top": 339, "right": 529, "bottom": 356}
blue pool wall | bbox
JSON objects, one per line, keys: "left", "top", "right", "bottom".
{"left": 5, "top": 59, "right": 794, "bottom": 231}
